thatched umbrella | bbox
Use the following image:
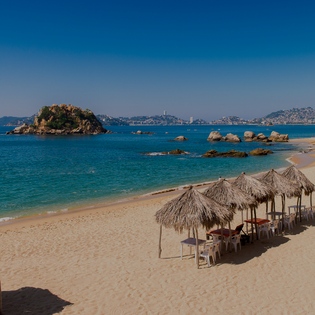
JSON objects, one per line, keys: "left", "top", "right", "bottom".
{"left": 155, "top": 186, "right": 233, "bottom": 268}
{"left": 281, "top": 165, "right": 315, "bottom": 221}
{"left": 260, "top": 169, "right": 301, "bottom": 228}
{"left": 233, "top": 172, "right": 274, "bottom": 239}
{"left": 203, "top": 178, "right": 257, "bottom": 244}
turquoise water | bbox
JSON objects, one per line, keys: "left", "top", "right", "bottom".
{"left": 0, "top": 124, "right": 314, "bottom": 220}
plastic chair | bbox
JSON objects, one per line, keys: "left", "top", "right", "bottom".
{"left": 308, "top": 207, "right": 314, "bottom": 220}
{"left": 212, "top": 241, "right": 221, "bottom": 261}
{"left": 302, "top": 209, "right": 310, "bottom": 221}
{"left": 284, "top": 214, "right": 295, "bottom": 230}
{"left": 258, "top": 222, "right": 271, "bottom": 239}
{"left": 230, "top": 234, "right": 241, "bottom": 252}
{"left": 200, "top": 244, "right": 216, "bottom": 267}
{"left": 234, "top": 223, "right": 244, "bottom": 234}
{"left": 270, "top": 219, "right": 280, "bottom": 236}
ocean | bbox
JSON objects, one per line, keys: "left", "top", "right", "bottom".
{"left": 0, "top": 124, "right": 314, "bottom": 221}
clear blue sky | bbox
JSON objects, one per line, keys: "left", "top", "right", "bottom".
{"left": 1, "top": 0, "right": 315, "bottom": 121}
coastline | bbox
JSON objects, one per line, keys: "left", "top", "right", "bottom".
{"left": 1, "top": 137, "right": 314, "bottom": 228}
{"left": 1, "top": 137, "right": 315, "bottom": 314}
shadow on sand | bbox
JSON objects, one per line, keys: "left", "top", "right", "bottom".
{"left": 200, "top": 220, "right": 314, "bottom": 268}
{"left": 1, "top": 287, "right": 72, "bottom": 315}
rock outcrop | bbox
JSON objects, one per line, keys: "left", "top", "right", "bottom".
{"left": 174, "top": 135, "right": 188, "bottom": 141}
{"left": 256, "top": 133, "right": 269, "bottom": 142}
{"left": 6, "top": 104, "right": 107, "bottom": 135}
{"left": 132, "top": 130, "right": 154, "bottom": 135}
{"left": 207, "top": 131, "right": 241, "bottom": 142}
{"left": 244, "top": 131, "right": 256, "bottom": 141}
{"left": 268, "top": 131, "right": 289, "bottom": 142}
{"left": 244, "top": 130, "right": 289, "bottom": 142}
{"left": 207, "top": 131, "right": 223, "bottom": 141}
{"left": 202, "top": 150, "right": 248, "bottom": 158}
{"left": 163, "top": 149, "right": 188, "bottom": 155}
{"left": 224, "top": 133, "right": 241, "bottom": 142}
{"left": 249, "top": 148, "right": 273, "bottom": 156}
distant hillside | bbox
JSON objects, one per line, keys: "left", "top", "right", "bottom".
{"left": 120, "top": 115, "right": 186, "bottom": 125}
{"left": 210, "top": 107, "right": 315, "bottom": 125}
{"left": 2, "top": 106, "right": 315, "bottom": 126}
{"left": 0, "top": 116, "right": 34, "bottom": 126}
{"left": 97, "top": 114, "right": 129, "bottom": 126}
{"left": 264, "top": 107, "right": 315, "bottom": 123}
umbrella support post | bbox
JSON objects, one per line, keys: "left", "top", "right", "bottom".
{"left": 254, "top": 208, "right": 258, "bottom": 240}
{"left": 158, "top": 225, "right": 162, "bottom": 258}
{"left": 195, "top": 228, "right": 199, "bottom": 269}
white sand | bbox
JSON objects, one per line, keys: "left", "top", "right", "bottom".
{"left": 1, "top": 139, "right": 315, "bottom": 314}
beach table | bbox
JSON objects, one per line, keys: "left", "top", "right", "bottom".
{"left": 207, "top": 228, "right": 238, "bottom": 251}
{"left": 207, "top": 228, "right": 238, "bottom": 238}
{"left": 244, "top": 218, "right": 270, "bottom": 240}
{"left": 288, "top": 205, "right": 306, "bottom": 214}
{"left": 267, "top": 211, "right": 285, "bottom": 221}
{"left": 180, "top": 238, "right": 206, "bottom": 262}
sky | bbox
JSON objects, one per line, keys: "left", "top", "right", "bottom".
{"left": 1, "top": 0, "right": 315, "bottom": 121}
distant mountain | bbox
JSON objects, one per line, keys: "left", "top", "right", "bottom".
{"left": 210, "top": 107, "right": 315, "bottom": 125}
{"left": 0, "top": 115, "right": 34, "bottom": 126}
{"left": 262, "top": 107, "right": 315, "bottom": 124}
{"left": 2, "top": 106, "right": 315, "bottom": 126}
{"left": 209, "top": 116, "right": 248, "bottom": 125}
{"left": 118, "top": 115, "right": 189, "bottom": 125}
{"left": 97, "top": 114, "right": 129, "bottom": 126}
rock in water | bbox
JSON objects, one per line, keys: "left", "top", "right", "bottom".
{"left": 207, "top": 131, "right": 223, "bottom": 141}
{"left": 268, "top": 131, "right": 289, "bottom": 142}
{"left": 202, "top": 150, "right": 248, "bottom": 158}
{"left": 174, "top": 135, "right": 188, "bottom": 141}
{"left": 6, "top": 104, "right": 107, "bottom": 135}
{"left": 249, "top": 148, "right": 273, "bottom": 156}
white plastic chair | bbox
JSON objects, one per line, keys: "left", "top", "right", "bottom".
{"left": 211, "top": 234, "right": 222, "bottom": 251}
{"left": 212, "top": 241, "right": 221, "bottom": 261}
{"left": 302, "top": 209, "right": 310, "bottom": 221}
{"left": 308, "top": 207, "right": 314, "bottom": 220}
{"left": 200, "top": 244, "right": 216, "bottom": 267}
{"left": 230, "top": 234, "right": 241, "bottom": 252}
{"left": 270, "top": 219, "right": 280, "bottom": 236}
{"left": 258, "top": 222, "right": 271, "bottom": 239}
{"left": 284, "top": 213, "right": 296, "bottom": 230}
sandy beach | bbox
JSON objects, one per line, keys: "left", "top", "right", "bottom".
{"left": 1, "top": 138, "right": 315, "bottom": 314}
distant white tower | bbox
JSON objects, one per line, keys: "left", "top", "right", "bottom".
{"left": 163, "top": 110, "right": 167, "bottom": 116}
{"left": 190, "top": 116, "right": 194, "bottom": 124}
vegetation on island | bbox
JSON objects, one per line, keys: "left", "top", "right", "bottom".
{"left": 7, "top": 104, "right": 107, "bottom": 135}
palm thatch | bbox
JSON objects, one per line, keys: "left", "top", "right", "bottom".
{"left": 203, "top": 178, "right": 257, "bottom": 210}
{"left": 155, "top": 186, "right": 233, "bottom": 232}
{"left": 260, "top": 169, "right": 301, "bottom": 198}
{"left": 281, "top": 165, "right": 315, "bottom": 220}
{"left": 156, "top": 186, "right": 233, "bottom": 267}
{"left": 232, "top": 172, "right": 274, "bottom": 240}
{"left": 281, "top": 165, "right": 315, "bottom": 195}
{"left": 260, "top": 169, "right": 301, "bottom": 227}
{"left": 233, "top": 172, "right": 274, "bottom": 204}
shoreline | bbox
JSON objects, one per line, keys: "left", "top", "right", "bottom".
{"left": 1, "top": 137, "right": 314, "bottom": 229}
{"left": 2, "top": 138, "right": 315, "bottom": 314}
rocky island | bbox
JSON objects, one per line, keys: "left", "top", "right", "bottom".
{"left": 6, "top": 104, "right": 108, "bottom": 135}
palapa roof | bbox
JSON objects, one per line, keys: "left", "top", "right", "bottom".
{"left": 203, "top": 178, "right": 257, "bottom": 210}
{"left": 259, "top": 168, "right": 301, "bottom": 198}
{"left": 233, "top": 172, "right": 274, "bottom": 204}
{"left": 155, "top": 186, "right": 233, "bottom": 232}
{"left": 281, "top": 165, "right": 315, "bottom": 195}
